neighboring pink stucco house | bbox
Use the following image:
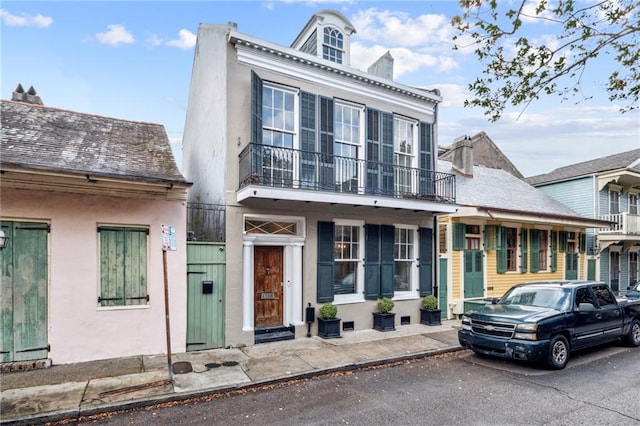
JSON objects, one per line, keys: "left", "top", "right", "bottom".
{"left": 1, "top": 86, "right": 192, "bottom": 365}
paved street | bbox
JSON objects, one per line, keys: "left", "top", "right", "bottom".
{"left": 70, "top": 345, "right": 640, "bottom": 425}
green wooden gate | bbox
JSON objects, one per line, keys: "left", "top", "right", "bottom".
{"left": 186, "top": 242, "right": 225, "bottom": 351}
{"left": 587, "top": 258, "right": 596, "bottom": 281}
{"left": 1, "top": 221, "right": 49, "bottom": 362}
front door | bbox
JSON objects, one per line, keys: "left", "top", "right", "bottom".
{"left": 566, "top": 252, "right": 578, "bottom": 280}
{"left": 463, "top": 250, "right": 484, "bottom": 299}
{"left": 254, "top": 246, "right": 283, "bottom": 327}
{"left": 1, "top": 221, "right": 49, "bottom": 362}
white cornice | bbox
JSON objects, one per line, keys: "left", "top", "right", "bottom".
{"left": 229, "top": 32, "right": 441, "bottom": 114}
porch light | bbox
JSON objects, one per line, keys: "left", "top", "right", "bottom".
{"left": 0, "top": 229, "right": 7, "bottom": 250}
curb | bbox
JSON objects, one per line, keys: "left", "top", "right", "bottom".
{"left": 1, "top": 345, "right": 465, "bottom": 426}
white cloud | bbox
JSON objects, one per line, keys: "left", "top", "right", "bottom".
{"left": 166, "top": 29, "right": 196, "bottom": 50}
{"left": 0, "top": 8, "right": 53, "bottom": 27}
{"left": 96, "top": 24, "right": 135, "bottom": 46}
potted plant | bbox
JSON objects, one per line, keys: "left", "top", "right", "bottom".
{"left": 372, "top": 297, "right": 396, "bottom": 332}
{"left": 420, "top": 295, "right": 441, "bottom": 326}
{"left": 317, "top": 302, "right": 341, "bottom": 338}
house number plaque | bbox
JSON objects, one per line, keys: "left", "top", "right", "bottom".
{"left": 260, "top": 292, "right": 275, "bottom": 300}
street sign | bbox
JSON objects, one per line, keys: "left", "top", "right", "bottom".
{"left": 162, "top": 224, "right": 177, "bottom": 251}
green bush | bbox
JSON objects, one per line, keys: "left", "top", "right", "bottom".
{"left": 377, "top": 297, "right": 394, "bottom": 314}
{"left": 319, "top": 302, "right": 338, "bottom": 320}
{"left": 422, "top": 295, "right": 438, "bottom": 310}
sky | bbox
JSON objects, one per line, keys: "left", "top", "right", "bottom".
{"left": 2, "top": 1, "right": 638, "bottom": 178}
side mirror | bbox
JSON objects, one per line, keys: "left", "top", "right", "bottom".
{"left": 578, "top": 302, "right": 596, "bottom": 312}
{"left": 491, "top": 297, "right": 500, "bottom": 305}
{"left": 628, "top": 286, "right": 632, "bottom": 290}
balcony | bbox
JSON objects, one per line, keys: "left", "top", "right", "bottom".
{"left": 598, "top": 212, "right": 640, "bottom": 242}
{"left": 238, "top": 143, "right": 456, "bottom": 211}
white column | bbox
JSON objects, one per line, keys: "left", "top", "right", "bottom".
{"left": 291, "top": 242, "right": 304, "bottom": 325}
{"left": 242, "top": 241, "right": 254, "bottom": 331}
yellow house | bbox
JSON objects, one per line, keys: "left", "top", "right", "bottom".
{"left": 437, "top": 137, "right": 611, "bottom": 318}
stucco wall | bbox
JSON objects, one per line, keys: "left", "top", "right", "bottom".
{"left": 1, "top": 187, "right": 188, "bottom": 364}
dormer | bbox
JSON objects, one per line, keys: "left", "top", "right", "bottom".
{"left": 291, "top": 10, "right": 356, "bottom": 66}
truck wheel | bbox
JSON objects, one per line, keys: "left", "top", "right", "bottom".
{"left": 546, "top": 335, "right": 569, "bottom": 370}
{"left": 623, "top": 320, "right": 640, "bottom": 347}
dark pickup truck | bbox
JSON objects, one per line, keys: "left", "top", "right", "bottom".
{"left": 458, "top": 280, "right": 640, "bottom": 369}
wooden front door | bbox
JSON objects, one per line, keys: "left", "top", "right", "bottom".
{"left": 254, "top": 246, "right": 283, "bottom": 327}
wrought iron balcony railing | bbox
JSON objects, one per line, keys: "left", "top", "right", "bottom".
{"left": 239, "top": 143, "right": 455, "bottom": 203}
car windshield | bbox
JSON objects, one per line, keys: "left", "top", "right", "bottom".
{"left": 631, "top": 281, "right": 640, "bottom": 291}
{"left": 500, "top": 286, "right": 570, "bottom": 310}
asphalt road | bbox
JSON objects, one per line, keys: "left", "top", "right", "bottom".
{"left": 71, "top": 345, "right": 640, "bottom": 425}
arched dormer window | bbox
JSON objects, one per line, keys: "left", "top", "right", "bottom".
{"left": 323, "top": 27, "right": 343, "bottom": 64}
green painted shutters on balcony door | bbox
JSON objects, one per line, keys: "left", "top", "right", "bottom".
{"left": 1, "top": 221, "right": 49, "bottom": 362}
{"left": 319, "top": 96, "right": 334, "bottom": 190}
{"left": 300, "top": 91, "right": 317, "bottom": 188}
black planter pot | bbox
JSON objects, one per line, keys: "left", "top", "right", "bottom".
{"left": 372, "top": 312, "right": 396, "bottom": 332}
{"left": 420, "top": 308, "right": 442, "bottom": 326}
{"left": 318, "top": 317, "right": 341, "bottom": 338}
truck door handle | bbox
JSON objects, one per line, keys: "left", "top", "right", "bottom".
{"left": 595, "top": 313, "right": 603, "bottom": 320}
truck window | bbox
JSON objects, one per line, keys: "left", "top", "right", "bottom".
{"left": 575, "top": 287, "right": 597, "bottom": 308}
{"left": 592, "top": 285, "right": 615, "bottom": 307}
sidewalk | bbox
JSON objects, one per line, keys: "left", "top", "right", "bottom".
{"left": 0, "top": 320, "right": 462, "bottom": 425}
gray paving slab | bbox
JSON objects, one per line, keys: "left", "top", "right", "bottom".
{"left": 80, "top": 371, "right": 172, "bottom": 409}
{"left": 172, "top": 365, "right": 251, "bottom": 393}
{"left": 296, "top": 345, "right": 368, "bottom": 369}
{"left": 243, "top": 354, "right": 315, "bottom": 382}
{"left": 342, "top": 335, "right": 447, "bottom": 361}
{"left": 0, "top": 381, "right": 87, "bottom": 422}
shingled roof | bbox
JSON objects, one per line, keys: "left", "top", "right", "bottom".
{"left": 1, "top": 99, "right": 189, "bottom": 185}
{"left": 526, "top": 148, "right": 640, "bottom": 186}
{"left": 439, "top": 159, "right": 610, "bottom": 226}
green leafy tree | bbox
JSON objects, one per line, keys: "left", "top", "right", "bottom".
{"left": 452, "top": 0, "right": 640, "bottom": 121}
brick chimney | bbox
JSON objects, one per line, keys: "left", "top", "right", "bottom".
{"left": 451, "top": 135, "right": 473, "bottom": 177}
{"left": 12, "top": 84, "right": 43, "bottom": 105}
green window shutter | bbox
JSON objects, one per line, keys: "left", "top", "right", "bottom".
{"left": 496, "top": 226, "right": 507, "bottom": 273}
{"left": 319, "top": 96, "right": 334, "bottom": 190}
{"left": 300, "top": 91, "right": 317, "bottom": 188}
{"left": 579, "top": 232, "right": 586, "bottom": 253}
{"left": 452, "top": 223, "right": 465, "bottom": 251}
{"left": 559, "top": 231, "right": 568, "bottom": 253}
{"left": 364, "top": 224, "right": 381, "bottom": 299}
{"left": 419, "top": 227, "right": 433, "bottom": 297}
{"left": 250, "top": 70, "right": 263, "bottom": 145}
{"left": 381, "top": 112, "right": 394, "bottom": 194}
{"left": 380, "top": 225, "right": 395, "bottom": 298}
{"left": 99, "top": 227, "right": 148, "bottom": 307}
{"left": 484, "top": 225, "right": 499, "bottom": 250}
{"left": 520, "top": 228, "right": 528, "bottom": 272}
{"left": 317, "top": 221, "right": 335, "bottom": 303}
{"left": 551, "top": 231, "right": 558, "bottom": 272}
{"left": 366, "top": 108, "right": 380, "bottom": 194}
{"left": 530, "top": 229, "right": 540, "bottom": 273}
{"left": 418, "top": 122, "right": 433, "bottom": 194}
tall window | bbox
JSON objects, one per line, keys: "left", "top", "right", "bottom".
{"left": 630, "top": 194, "right": 639, "bottom": 214}
{"left": 394, "top": 227, "right": 417, "bottom": 292}
{"left": 505, "top": 227, "right": 518, "bottom": 271}
{"left": 334, "top": 103, "right": 361, "bottom": 192}
{"left": 98, "top": 226, "right": 148, "bottom": 307}
{"left": 630, "top": 252, "right": 638, "bottom": 285}
{"left": 609, "top": 189, "right": 620, "bottom": 214}
{"left": 334, "top": 224, "right": 361, "bottom": 295}
{"left": 538, "top": 231, "right": 549, "bottom": 270}
{"left": 394, "top": 117, "right": 415, "bottom": 194}
{"left": 322, "top": 27, "right": 343, "bottom": 63}
{"left": 262, "top": 85, "right": 296, "bottom": 186}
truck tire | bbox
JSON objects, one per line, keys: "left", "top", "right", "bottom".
{"left": 546, "top": 335, "right": 569, "bottom": 370}
{"left": 623, "top": 319, "right": 640, "bottom": 347}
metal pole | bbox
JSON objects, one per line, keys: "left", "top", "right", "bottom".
{"left": 163, "top": 248, "right": 173, "bottom": 382}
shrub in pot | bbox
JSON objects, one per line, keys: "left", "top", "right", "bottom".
{"left": 420, "top": 295, "right": 441, "bottom": 326}
{"left": 318, "top": 302, "right": 341, "bottom": 338}
{"left": 373, "top": 297, "right": 396, "bottom": 331}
